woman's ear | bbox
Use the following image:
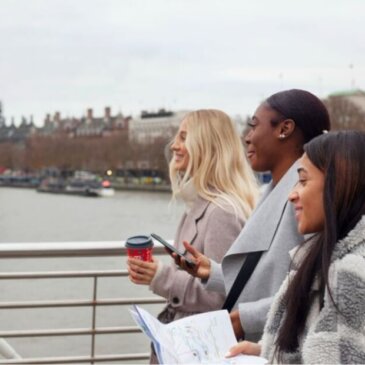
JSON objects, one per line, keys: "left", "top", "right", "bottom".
{"left": 277, "top": 119, "right": 295, "bottom": 139}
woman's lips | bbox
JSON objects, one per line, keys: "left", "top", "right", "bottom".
{"left": 247, "top": 151, "right": 255, "bottom": 159}
{"left": 294, "top": 207, "right": 302, "bottom": 220}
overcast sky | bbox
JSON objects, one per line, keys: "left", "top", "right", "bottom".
{"left": 1, "top": 0, "right": 364, "bottom": 126}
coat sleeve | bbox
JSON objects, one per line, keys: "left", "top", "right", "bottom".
{"left": 302, "top": 254, "right": 365, "bottom": 364}
{"left": 150, "top": 207, "right": 244, "bottom": 312}
{"left": 202, "top": 260, "right": 226, "bottom": 294}
{"left": 238, "top": 296, "right": 274, "bottom": 337}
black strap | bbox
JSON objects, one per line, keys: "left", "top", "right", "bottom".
{"left": 222, "top": 251, "right": 263, "bottom": 312}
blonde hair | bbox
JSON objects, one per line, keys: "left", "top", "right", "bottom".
{"left": 169, "top": 109, "right": 258, "bottom": 220}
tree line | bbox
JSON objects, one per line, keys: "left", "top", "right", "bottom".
{"left": 0, "top": 130, "right": 174, "bottom": 180}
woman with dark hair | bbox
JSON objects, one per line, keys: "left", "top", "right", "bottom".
{"left": 175, "top": 89, "right": 331, "bottom": 342}
{"left": 227, "top": 130, "right": 365, "bottom": 363}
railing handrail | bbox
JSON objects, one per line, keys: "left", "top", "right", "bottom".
{"left": 0, "top": 240, "right": 170, "bottom": 363}
{"left": 0, "top": 326, "right": 142, "bottom": 338}
{"left": 0, "top": 269, "right": 129, "bottom": 279}
{"left": 1, "top": 353, "right": 151, "bottom": 364}
{"left": 0, "top": 297, "right": 165, "bottom": 309}
{"left": 0, "top": 240, "right": 168, "bottom": 257}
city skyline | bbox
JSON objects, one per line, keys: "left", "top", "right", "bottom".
{"left": 1, "top": 0, "right": 364, "bottom": 126}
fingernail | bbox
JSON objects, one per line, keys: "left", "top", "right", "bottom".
{"left": 225, "top": 351, "right": 231, "bottom": 357}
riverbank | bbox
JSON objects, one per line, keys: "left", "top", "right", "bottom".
{"left": 0, "top": 181, "right": 171, "bottom": 193}
{"left": 112, "top": 182, "right": 171, "bottom": 192}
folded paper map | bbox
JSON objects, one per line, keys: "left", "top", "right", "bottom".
{"left": 130, "top": 305, "right": 267, "bottom": 364}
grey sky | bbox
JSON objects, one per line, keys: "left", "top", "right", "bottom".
{"left": 1, "top": 0, "right": 364, "bottom": 125}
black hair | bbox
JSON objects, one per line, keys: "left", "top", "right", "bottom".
{"left": 266, "top": 89, "right": 331, "bottom": 143}
{"left": 275, "top": 130, "right": 365, "bottom": 357}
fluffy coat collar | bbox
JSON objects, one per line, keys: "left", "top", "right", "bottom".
{"left": 260, "top": 215, "right": 365, "bottom": 364}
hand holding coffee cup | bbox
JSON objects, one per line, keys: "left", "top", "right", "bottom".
{"left": 125, "top": 235, "right": 153, "bottom": 262}
{"left": 126, "top": 235, "right": 158, "bottom": 285}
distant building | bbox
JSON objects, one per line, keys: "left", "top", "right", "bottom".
{"left": 328, "top": 89, "right": 365, "bottom": 112}
{"left": 0, "top": 112, "right": 36, "bottom": 144}
{"left": 37, "top": 112, "right": 74, "bottom": 137}
{"left": 129, "top": 109, "right": 189, "bottom": 143}
{"left": 0, "top": 103, "right": 247, "bottom": 144}
{"left": 0, "top": 101, "right": 5, "bottom": 127}
{"left": 36, "top": 107, "right": 130, "bottom": 138}
{"left": 325, "top": 89, "right": 365, "bottom": 130}
{"left": 74, "top": 107, "right": 129, "bottom": 138}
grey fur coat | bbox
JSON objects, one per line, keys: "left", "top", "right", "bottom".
{"left": 260, "top": 215, "right": 365, "bottom": 364}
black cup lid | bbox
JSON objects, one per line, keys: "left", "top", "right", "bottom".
{"left": 125, "top": 235, "right": 153, "bottom": 248}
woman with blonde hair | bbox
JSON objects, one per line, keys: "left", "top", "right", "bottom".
{"left": 128, "top": 109, "right": 258, "bottom": 363}
{"left": 169, "top": 109, "right": 258, "bottom": 219}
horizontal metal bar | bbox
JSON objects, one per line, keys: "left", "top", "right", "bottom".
{"left": 0, "top": 270, "right": 128, "bottom": 280}
{"left": 0, "top": 326, "right": 141, "bottom": 338}
{"left": 0, "top": 240, "right": 171, "bottom": 362}
{"left": 0, "top": 353, "right": 150, "bottom": 364}
{"left": 0, "top": 297, "right": 165, "bottom": 309}
{"left": 0, "top": 240, "right": 169, "bottom": 258}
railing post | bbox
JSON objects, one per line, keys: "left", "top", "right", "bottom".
{"left": 91, "top": 276, "right": 98, "bottom": 364}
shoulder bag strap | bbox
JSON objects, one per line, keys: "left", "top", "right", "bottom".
{"left": 222, "top": 251, "right": 263, "bottom": 312}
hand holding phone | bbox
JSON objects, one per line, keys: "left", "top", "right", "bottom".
{"left": 151, "top": 233, "right": 196, "bottom": 268}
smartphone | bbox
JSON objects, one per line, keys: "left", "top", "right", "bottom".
{"left": 151, "top": 233, "right": 196, "bottom": 268}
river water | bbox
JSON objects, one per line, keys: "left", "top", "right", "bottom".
{"left": 0, "top": 187, "right": 183, "bottom": 243}
{"left": 0, "top": 188, "right": 184, "bottom": 362}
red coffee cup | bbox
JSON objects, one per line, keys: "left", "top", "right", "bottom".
{"left": 125, "top": 235, "right": 153, "bottom": 262}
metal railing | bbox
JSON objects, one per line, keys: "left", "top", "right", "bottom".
{"left": 0, "top": 241, "right": 168, "bottom": 364}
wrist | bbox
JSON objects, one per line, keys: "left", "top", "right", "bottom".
{"left": 201, "top": 259, "right": 211, "bottom": 280}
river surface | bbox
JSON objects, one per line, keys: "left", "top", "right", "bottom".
{"left": 0, "top": 188, "right": 184, "bottom": 363}
{"left": 0, "top": 187, "right": 183, "bottom": 243}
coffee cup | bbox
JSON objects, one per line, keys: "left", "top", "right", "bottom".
{"left": 125, "top": 235, "right": 153, "bottom": 262}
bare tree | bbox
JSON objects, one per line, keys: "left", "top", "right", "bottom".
{"left": 0, "top": 143, "right": 15, "bottom": 169}
{"left": 324, "top": 95, "right": 365, "bottom": 131}
{"left": 1, "top": 128, "right": 173, "bottom": 180}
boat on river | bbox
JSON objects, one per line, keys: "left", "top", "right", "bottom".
{"left": 0, "top": 174, "right": 40, "bottom": 188}
{"left": 37, "top": 171, "right": 115, "bottom": 197}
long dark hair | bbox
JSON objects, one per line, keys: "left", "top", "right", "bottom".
{"left": 266, "top": 89, "right": 331, "bottom": 143}
{"left": 275, "top": 131, "right": 365, "bottom": 356}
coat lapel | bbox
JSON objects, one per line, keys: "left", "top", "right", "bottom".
{"left": 180, "top": 196, "right": 210, "bottom": 246}
{"left": 227, "top": 161, "right": 299, "bottom": 255}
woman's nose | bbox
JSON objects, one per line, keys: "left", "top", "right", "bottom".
{"left": 288, "top": 190, "right": 298, "bottom": 203}
{"left": 245, "top": 130, "right": 252, "bottom": 145}
{"left": 171, "top": 139, "right": 178, "bottom": 151}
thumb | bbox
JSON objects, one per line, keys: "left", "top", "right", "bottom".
{"left": 183, "top": 241, "right": 201, "bottom": 258}
{"left": 226, "top": 341, "right": 261, "bottom": 358}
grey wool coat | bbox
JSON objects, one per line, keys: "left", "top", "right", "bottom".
{"left": 150, "top": 196, "right": 244, "bottom": 320}
{"left": 261, "top": 215, "right": 365, "bottom": 364}
{"left": 204, "top": 162, "right": 304, "bottom": 341}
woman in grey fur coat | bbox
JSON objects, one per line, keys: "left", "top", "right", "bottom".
{"left": 227, "top": 131, "right": 365, "bottom": 364}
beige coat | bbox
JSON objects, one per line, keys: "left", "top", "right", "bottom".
{"left": 150, "top": 196, "right": 244, "bottom": 319}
